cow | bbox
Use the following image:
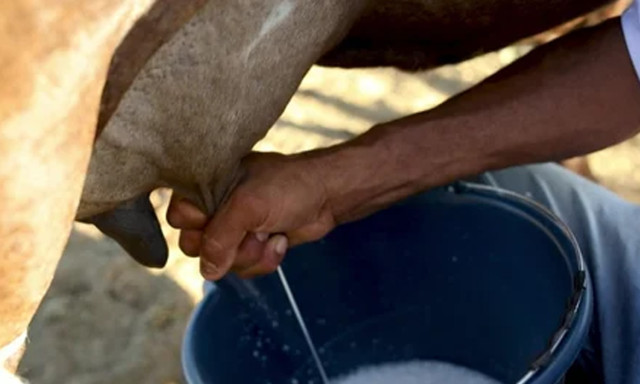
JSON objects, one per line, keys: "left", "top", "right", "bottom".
{"left": 78, "top": 0, "right": 619, "bottom": 267}
{"left": 0, "top": 0, "right": 619, "bottom": 379}
{"left": 0, "top": 0, "right": 156, "bottom": 378}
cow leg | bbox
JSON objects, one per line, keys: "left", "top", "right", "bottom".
{"left": 0, "top": 0, "right": 153, "bottom": 374}
{"left": 319, "top": 0, "right": 618, "bottom": 70}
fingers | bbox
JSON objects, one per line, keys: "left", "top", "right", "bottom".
{"left": 169, "top": 189, "right": 277, "bottom": 280}
{"left": 172, "top": 192, "right": 329, "bottom": 279}
{"left": 198, "top": 216, "right": 243, "bottom": 279}
{"left": 179, "top": 229, "right": 203, "bottom": 257}
{"left": 231, "top": 232, "right": 268, "bottom": 271}
{"left": 167, "top": 195, "right": 208, "bottom": 230}
{"left": 197, "top": 231, "right": 288, "bottom": 281}
{"left": 236, "top": 235, "right": 288, "bottom": 279}
{"left": 199, "top": 194, "right": 266, "bottom": 280}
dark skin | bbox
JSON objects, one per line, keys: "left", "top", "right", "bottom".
{"left": 167, "top": 18, "right": 640, "bottom": 281}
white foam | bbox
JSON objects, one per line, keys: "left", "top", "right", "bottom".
{"left": 331, "top": 360, "right": 503, "bottom": 384}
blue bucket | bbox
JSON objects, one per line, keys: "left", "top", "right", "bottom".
{"left": 182, "top": 182, "right": 592, "bottom": 384}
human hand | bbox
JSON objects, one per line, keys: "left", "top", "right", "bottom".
{"left": 167, "top": 152, "right": 336, "bottom": 280}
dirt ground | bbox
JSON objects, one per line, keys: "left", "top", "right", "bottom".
{"left": 17, "top": 42, "right": 640, "bottom": 383}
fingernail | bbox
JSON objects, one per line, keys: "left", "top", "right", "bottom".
{"left": 201, "top": 261, "right": 219, "bottom": 278}
{"left": 275, "top": 236, "right": 288, "bottom": 256}
{"left": 255, "top": 232, "right": 268, "bottom": 242}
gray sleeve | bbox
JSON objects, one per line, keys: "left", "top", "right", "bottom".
{"left": 622, "top": 0, "right": 640, "bottom": 82}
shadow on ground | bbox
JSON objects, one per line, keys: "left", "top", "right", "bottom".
{"left": 18, "top": 229, "right": 195, "bottom": 384}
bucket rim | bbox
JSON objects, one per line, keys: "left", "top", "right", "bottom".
{"left": 453, "top": 182, "right": 592, "bottom": 384}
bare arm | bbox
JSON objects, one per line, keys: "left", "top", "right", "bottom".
{"left": 315, "top": 17, "right": 640, "bottom": 223}
{"left": 169, "top": 17, "right": 640, "bottom": 280}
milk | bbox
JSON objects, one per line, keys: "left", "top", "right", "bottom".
{"left": 330, "top": 360, "right": 503, "bottom": 384}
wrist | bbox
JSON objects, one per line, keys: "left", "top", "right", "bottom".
{"left": 299, "top": 117, "right": 498, "bottom": 225}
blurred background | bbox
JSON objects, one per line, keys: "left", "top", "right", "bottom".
{"left": 18, "top": 1, "right": 640, "bottom": 382}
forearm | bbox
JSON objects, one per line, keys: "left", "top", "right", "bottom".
{"left": 307, "top": 18, "right": 640, "bottom": 223}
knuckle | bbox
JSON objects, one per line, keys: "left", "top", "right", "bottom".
{"left": 231, "top": 189, "right": 264, "bottom": 213}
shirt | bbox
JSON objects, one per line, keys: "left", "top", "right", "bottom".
{"left": 623, "top": 0, "right": 640, "bottom": 80}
